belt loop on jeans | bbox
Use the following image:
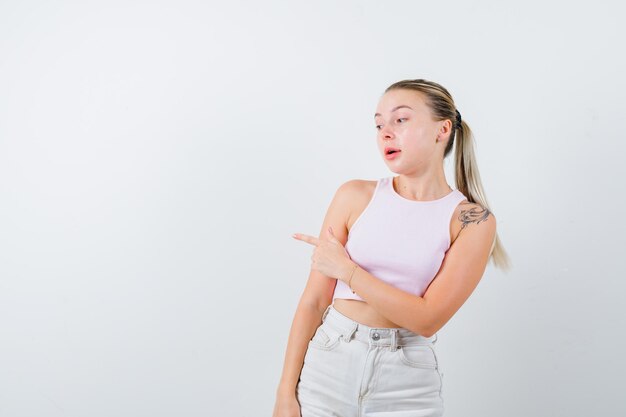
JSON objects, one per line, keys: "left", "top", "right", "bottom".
{"left": 390, "top": 329, "right": 398, "bottom": 352}
{"left": 341, "top": 323, "right": 358, "bottom": 343}
{"left": 321, "top": 304, "right": 331, "bottom": 322}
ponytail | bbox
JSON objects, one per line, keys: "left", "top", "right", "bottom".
{"left": 454, "top": 120, "right": 511, "bottom": 270}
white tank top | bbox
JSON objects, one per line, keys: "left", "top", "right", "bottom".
{"left": 333, "top": 176, "right": 467, "bottom": 302}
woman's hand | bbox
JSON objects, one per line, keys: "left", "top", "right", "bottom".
{"left": 292, "top": 226, "right": 357, "bottom": 284}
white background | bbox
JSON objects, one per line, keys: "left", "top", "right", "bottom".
{"left": 1, "top": 1, "right": 624, "bottom": 416}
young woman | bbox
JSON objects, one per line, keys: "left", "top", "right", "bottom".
{"left": 272, "top": 79, "right": 510, "bottom": 417}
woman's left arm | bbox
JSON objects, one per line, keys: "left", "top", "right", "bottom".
{"left": 349, "top": 205, "right": 497, "bottom": 337}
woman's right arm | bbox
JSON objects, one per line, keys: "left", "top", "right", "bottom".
{"left": 273, "top": 290, "right": 333, "bottom": 396}
{"left": 272, "top": 180, "right": 355, "bottom": 415}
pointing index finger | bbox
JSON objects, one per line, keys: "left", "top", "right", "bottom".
{"left": 292, "top": 233, "right": 319, "bottom": 246}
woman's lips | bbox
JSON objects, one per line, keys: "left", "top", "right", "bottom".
{"left": 385, "top": 150, "right": 401, "bottom": 160}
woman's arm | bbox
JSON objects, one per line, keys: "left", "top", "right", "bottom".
{"left": 347, "top": 202, "right": 497, "bottom": 337}
{"left": 275, "top": 298, "right": 330, "bottom": 398}
{"left": 275, "top": 181, "right": 355, "bottom": 398}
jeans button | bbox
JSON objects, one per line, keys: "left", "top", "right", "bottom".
{"left": 372, "top": 332, "right": 380, "bottom": 340}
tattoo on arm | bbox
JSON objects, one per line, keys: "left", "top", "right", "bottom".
{"left": 449, "top": 203, "right": 492, "bottom": 245}
{"left": 458, "top": 206, "right": 491, "bottom": 230}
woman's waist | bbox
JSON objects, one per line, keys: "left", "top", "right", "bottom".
{"left": 332, "top": 299, "right": 401, "bottom": 328}
{"left": 324, "top": 302, "right": 437, "bottom": 345}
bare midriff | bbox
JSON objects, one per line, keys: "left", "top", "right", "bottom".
{"left": 332, "top": 299, "right": 404, "bottom": 328}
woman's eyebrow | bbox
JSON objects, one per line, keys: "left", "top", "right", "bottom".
{"left": 374, "top": 105, "right": 413, "bottom": 118}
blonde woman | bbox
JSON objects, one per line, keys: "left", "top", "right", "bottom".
{"left": 273, "top": 79, "right": 510, "bottom": 417}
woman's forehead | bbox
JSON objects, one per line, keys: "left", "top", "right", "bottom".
{"left": 375, "top": 90, "right": 428, "bottom": 117}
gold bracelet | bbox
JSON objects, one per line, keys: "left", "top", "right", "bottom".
{"left": 347, "top": 264, "right": 359, "bottom": 293}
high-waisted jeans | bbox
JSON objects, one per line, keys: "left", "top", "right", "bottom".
{"left": 296, "top": 304, "right": 445, "bottom": 417}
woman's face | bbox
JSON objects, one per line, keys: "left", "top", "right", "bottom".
{"left": 374, "top": 89, "right": 449, "bottom": 173}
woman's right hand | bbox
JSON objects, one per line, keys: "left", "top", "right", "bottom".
{"left": 272, "top": 393, "right": 301, "bottom": 417}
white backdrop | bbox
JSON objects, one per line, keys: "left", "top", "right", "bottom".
{"left": 1, "top": 1, "right": 624, "bottom": 416}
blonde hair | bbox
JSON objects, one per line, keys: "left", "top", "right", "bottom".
{"left": 385, "top": 79, "right": 511, "bottom": 271}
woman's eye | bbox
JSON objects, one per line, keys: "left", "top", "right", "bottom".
{"left": 376, "top": 118, "right": 407, "bottom": 130}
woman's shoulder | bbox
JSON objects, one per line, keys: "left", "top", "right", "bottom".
{"left": 336, "top": 179, "right": 379, "bottom": 231}
{"left": 449, "top": 197, "right": 496, "bottom": 245}
{"left": 453, "top": 199, "right": 495, "bottom": 226}
{"left": 337, "top": 178, "right": 378, "bottom": 199}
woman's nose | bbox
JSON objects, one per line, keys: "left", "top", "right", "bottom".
{"left": 380, "top": 125, "right": 394, "bottom": 138}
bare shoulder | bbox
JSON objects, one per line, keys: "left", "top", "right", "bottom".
{"left": 450, "top": 199, "right": 496, "bottom": 245}
{"left": 338, "top": 178, "right": 376, "bottom": 196}
{"left": 319, "top": 179, "right": 375, "bottom": 244}
{"left": 338, "top": 179, "right": 377, "bottom": 231}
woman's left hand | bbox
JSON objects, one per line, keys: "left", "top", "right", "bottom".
{"left": 292, "top": 226, "right": 357, "bottom": 283}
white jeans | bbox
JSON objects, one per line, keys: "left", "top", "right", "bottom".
{"left": 296, "top": 304, "right": 445, "bottom": 417}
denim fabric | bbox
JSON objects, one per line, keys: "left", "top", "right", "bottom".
{"left": 296, "top": 304, "right": 444, "bottom": 416}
